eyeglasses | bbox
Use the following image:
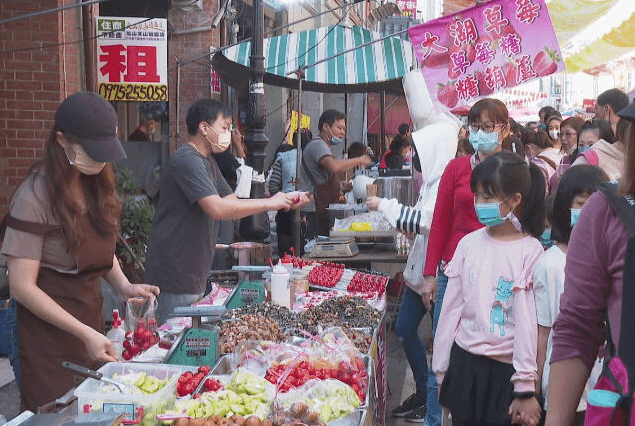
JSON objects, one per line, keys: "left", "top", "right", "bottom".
{"left": 562, "top": 131, "right": 577, "bottom": 137}
{"left": 469, "top": 123, "right": 505, "bottom": 133}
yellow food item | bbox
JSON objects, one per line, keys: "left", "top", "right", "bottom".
{"left": 349, "top": 222, "right": 372, "bottom": 232}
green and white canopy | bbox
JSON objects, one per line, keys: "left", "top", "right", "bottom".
{"left": 213, "top": 25, "right": 414, "bottom": 93}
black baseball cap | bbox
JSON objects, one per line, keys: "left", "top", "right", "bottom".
{"left": 617, "top": 101, "right": 635, "bottom": 120}
{"left": 54, "top": 91, "right": 127, "bottom": 162}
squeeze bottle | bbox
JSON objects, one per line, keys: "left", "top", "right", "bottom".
{"left": 106, "top": 309, "right": 126, "bottom": 361}
{"left": 271, "top": 261, "right": 291, "bottom": 309}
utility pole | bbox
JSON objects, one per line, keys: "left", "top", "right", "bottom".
{"left": 240, "top": 0, "right": 270, "bottom": 241}
{"left": 244, "top": 0, "right": 268, "bottom": 174}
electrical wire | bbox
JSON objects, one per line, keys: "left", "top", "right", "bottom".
{"left": 0, "top": 16, "right": 156, "bottom": 55}
{"left": 0, "top": 0, "right": 112, "bottom": 25}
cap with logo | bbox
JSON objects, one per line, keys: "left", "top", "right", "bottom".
{"left": 54, "top": 91, "right": 127, "bottom": 162}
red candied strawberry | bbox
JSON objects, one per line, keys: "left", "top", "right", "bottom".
{"left": 533, "top": 47, "right": 561, "bottom": 77}
{"left": 503, "top": 60, "right": 518, "bottom": 88}
{"left": 437, "top": 81, "right": 459, "bottom": 108}
{"left": 474, "top": 71, "right": 494, "bottom": 96}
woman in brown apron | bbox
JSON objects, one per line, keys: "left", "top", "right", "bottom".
{"left": 0, "top": 92, "right": 159, "bottom": 411}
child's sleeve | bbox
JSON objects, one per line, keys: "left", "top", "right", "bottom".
{"left": 510, "top": 248, "right": 541, "bottom": 392}
{"left": 432, "top": 242, "right": 464, "bottom": 385}
{"left": 532, "top": 255, "right": 554, "bottom": 328}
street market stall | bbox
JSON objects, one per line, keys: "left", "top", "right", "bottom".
{"left": 24, "top": 265, "right": 390, "bottom": 426}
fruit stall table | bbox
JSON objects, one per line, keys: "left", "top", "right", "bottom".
{"left": 41, "top": 263, "right": 389, "bottom": 426}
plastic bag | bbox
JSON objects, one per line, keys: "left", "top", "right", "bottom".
{"left": 272, "top": 378, "right": 361, "bottom": 424}
{"left": 124, "top": 296, "right": 159, "bottom": 355}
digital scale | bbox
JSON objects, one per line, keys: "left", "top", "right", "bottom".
{"left": 309, "top": 236, "right": 359, "bottom": 258}
{"left": 163, "top": 279, "right": 266, "bottom": 367}
{"left": 163, "top": 305, "right": 225, "bottom": 367}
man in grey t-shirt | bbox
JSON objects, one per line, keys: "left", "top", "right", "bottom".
{"left": 299, "top": 109, "right": 371, "bottom": 241}
{"left": 145, "top": 99, "right": 310, "bottom": 323}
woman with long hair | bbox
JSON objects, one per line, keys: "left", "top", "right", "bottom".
{"left": 1, "top": 92, "right": 159, "bottom": 410}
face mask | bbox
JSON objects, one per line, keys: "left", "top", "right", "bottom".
{"left": 578, "top": 146, "right": 591, "bottom": 153}
{"left": 469, "top": 129, "right": 499, "bottom": 154}
{"left": 540, "top": 228, "right": 553, "bottom": 247}
{"left": 331, "top": 136, "right": 343, "bottom": 145}
{"left": 474, "top": 200, "right": 521, "bottom": 230}
{"left": 570, "top": 208, "right": 582, "bottom": 227}
{"left": 326, "top": 125, "right": 343, "bottom": 145}
{"left": 549, "top": 130, "right": 560, "bottom": 140}
{"left": 64, "top": 143, "right": 106, "bottom": 175}
{"left": 206, "top": 125, "right": 231, "bottom": 153}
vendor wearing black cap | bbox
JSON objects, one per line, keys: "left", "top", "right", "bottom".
{"left": 1, "top": 91, "right": 160, "bottom": 411}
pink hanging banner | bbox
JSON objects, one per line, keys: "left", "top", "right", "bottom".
{"left": 408, "top": 0, "right": 564, "bottom": 110}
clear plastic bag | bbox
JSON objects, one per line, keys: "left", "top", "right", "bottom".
{"left": 272, "top": 379, "right": 361, "bottom": 424}
{"left": 125, "top": 296, "right": 158, "bottom": 335}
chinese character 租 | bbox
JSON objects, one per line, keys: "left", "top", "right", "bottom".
{"left": 124, "top": 45, "right": 160, "bottom": 83}
{"left": 475, "top": 41, "right": 495, "bottom": 64}
{"left": 500, "top": 33, "right": 522, "bottom": 56}
{"left": 483, "top": 5, "right": 509, "bottom": 36}
{"left": 449, "top": 17, "right": 478, "bottom": 47}
{"left": 99, "top": 44, "right": 126, "bottom": 82}
{"left": 456, "top": 75, "right": 479, "bottom": 100}
{"left": 516, "top": 0, "right": 541, "bottom": 24}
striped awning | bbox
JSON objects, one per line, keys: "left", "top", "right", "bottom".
{"left": 214, "top": 25, "right": 414, "bottom": 93}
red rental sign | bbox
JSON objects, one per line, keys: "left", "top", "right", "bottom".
{"left": 408, "top": 0, "right": 564, "bottom": 110}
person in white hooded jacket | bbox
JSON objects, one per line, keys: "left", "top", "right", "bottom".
{"left": 366, "top": 121, "right": 458, "bottom": 424}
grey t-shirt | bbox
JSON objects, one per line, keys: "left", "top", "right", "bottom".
{"left": 144, "top": 144, "right": 232, "bottom": 294}
{"left": 299, "top": 138, "right": 333, "bottom": 211}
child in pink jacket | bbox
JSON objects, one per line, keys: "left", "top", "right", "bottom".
{"left": 432, "top": 152, "right": 545, "bottom": 426}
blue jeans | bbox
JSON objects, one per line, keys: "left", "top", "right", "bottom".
{"left": 395, "top": 267, "right": 447, "bottom": 426}
{"left": 427, "top": 268, "right": 448, "bottom": 426}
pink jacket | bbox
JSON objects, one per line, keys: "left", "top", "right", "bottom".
{"left": 432, "top": 228, "right": 543, "bottom": 392}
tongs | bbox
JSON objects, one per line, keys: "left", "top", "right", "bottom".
{"left": 62, "top": 361, "right": 135, "bottom": 393}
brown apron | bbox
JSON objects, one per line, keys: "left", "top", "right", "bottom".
{"left": 302, "top": 150, "right": 341, "bottom": 237}
{"left": 6, "top": 215, "right": 115, "bottom": 411}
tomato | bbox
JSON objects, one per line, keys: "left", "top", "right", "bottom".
{"left": 198, "top": 365, "right": 211, "bottom": 375}
{"left": 122, "top": 349, "right": 132, "bottom": 360}
{"left": 183, "top": 383, "right": 195, "bottom": 395}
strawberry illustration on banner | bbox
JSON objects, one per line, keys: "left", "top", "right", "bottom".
{"left": 408, "top": 0, "right": 564, "bottom": 111}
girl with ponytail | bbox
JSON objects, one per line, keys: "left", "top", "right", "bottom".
{"left": 432, "top": 151, "right": 546, "bottom": 426}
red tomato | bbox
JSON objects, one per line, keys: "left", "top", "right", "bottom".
{"left": 198, "top": 365, "right": 211, "bottom": 374}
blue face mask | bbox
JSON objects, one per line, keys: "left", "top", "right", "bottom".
{"left": 570, "top": 208, "right": 582, "bottom": 227}
{"left": 578, "top": 146, "right": 591, "bottom": 153}
{"left": 469, "top": 130, "right": 499, "bottom": 154}
{"left": 475, "top": 199, "right": 523, "bottom": 230}
{"left": 330, "top": 136, "right": 343, "bottom": 145}
{"left": 540, "top": 228, "right": 553, "bottom": 248}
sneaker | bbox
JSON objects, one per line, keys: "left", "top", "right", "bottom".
{"left": 392, "top": 392, "right": 426, "bottom": 417}
{"left": 405, "top": 405, "right": 428, "bottom": 423}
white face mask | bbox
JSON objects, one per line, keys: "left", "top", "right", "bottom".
{"left": 205, "top": 124, "right": 231, "bottom": 154}
{"left": 64, "top": 143, "right": 106, "bottom": 175}
{"left": 549, "top": 129, "right": 560, "bottom": 140}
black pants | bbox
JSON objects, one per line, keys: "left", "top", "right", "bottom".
{"left": 452, "top": 418, "right": 509, "bottom": 426}
{"left": 276, "top": 210, "right": 295, "bottom": 257}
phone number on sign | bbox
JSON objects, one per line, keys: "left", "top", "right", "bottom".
{"left": 98, "top": 83, "right": 167, "bottom": 101}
